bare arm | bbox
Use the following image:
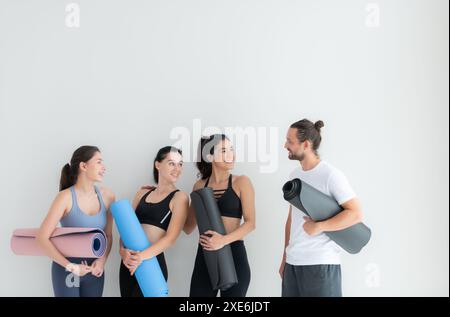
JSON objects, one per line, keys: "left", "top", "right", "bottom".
{"left": 36, "top": 191, "right": 73, "bottom": 269}
{"left": 200, "top": 175, "right": 256, "bottom": 250}
{"left": 303, "top": 198, "right": 363, "bottom": 236}
{"left": 316, "top": 198, "right": 363, "bottom": 232}
{"left": 99, "top": 188, "right": 116, "bottom": 262}
{"left": 222, "top": 175, "right": 256, "bottom": 244}
{"left": 283, "top": 206, "right": 292, "bottom": 260}
{"left": 279, "top": 206, "right": 292, "bottom": 277}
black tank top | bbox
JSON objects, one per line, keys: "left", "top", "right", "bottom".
{"left": 135, "top": 188, "right": 179, "bottom": 231}
{"left": 204, "top": 174, "right": 242, "bottom": 219}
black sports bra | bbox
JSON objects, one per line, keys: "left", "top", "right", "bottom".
{"left": 204, "top": 174, "right": 242, "bottom": 219}
{"left": 135, "top": 188, "right": 179, "bottom": 231}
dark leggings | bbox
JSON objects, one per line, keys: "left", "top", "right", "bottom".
{"left": 190, "top": 240, "right": 251, "bottom": 297}
{"left": 119, "top": 253, "right": 168, "bottom": 297}
{"left": 51, "top": 257, "right": 104, "bottom": 297}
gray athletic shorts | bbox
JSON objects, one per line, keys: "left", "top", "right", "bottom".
{"left": 282, "top": 263, "right": 342, "bottom": 297}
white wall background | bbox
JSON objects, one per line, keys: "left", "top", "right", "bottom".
{"left": 0, "top": 0, "right": 448, "bottom": 297}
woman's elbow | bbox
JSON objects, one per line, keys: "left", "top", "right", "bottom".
{"left": 183, "top": 228, "right": 194, "bottom": 235}
{"left": 165, "top": 237, "right": 177, "bottom": 248}
{"left": 183, "top": 224, "right": 195, "bottom": 235}
{"left": 36, "top": 232, "right": 49, "bottom": 248}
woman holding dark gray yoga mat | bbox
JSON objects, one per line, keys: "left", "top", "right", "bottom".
{"left": 119, "top": 146, "right": 189, "bottom": 297}
{"left": 36, "top": 146, "right": 115, "bottom": 297}
{"left": 184, "top": 134, "right": 256, "bottom": 297}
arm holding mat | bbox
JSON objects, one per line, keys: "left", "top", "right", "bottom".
{"left": 11, "top": 227, "right": 107, "bottom": 258}
{"left": 200, "top": 175, "right": 256, "bottom": 249}
{"left": 110, "top": 199, "right": 168, "bottom": 297}
{"left": 190, "top": 188, "right": 238, "bottom": 291}
{"left": 129, "top": 191, "right": 189, "bottom": 275}
{"left": 283, "top": 178, "right": 371, "bottom": 254}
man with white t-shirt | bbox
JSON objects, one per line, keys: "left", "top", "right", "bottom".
{"left": 280, "top": 119, "right": 363, "bottom": 297}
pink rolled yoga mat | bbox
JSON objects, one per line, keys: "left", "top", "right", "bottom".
{"left": 11, "top": 227, "right": 107, "bottom": 258}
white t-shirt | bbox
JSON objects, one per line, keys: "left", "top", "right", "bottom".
{"left": 285, "top": 160, "right": 356, "bottom": 266}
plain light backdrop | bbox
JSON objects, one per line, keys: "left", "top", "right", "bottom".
{"left": 0, "top": 0, "right": 448, "bottom": 296}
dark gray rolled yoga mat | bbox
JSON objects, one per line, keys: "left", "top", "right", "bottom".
{"left": 283, "top": 178, "right": 371, "bottom": 254}
{"left": 190, "top": 188, "right": 238, "bottom": 291}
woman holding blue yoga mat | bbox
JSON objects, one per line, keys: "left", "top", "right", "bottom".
{"left": 36, "top": 145, "right": 115, "bottom": 297}
{"left": 119, "top": 146, "right": 189, "bottom": 297}
{"left": 185, "top": 134, "right": 256, "bottom": 297}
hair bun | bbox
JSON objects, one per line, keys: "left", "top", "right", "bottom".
{"left": 314, "top": 120, "right": 324, "bottom": 131}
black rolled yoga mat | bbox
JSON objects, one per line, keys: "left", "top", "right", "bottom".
{"left": 190, "top": 188, "right": 238, "bottom": 291}
{"left": 283, "top": 178, "right": 371, "bottom": 254}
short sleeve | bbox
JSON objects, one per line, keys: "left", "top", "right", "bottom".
{"left": 327, "top": 170, "right": 356, "bottom": 205}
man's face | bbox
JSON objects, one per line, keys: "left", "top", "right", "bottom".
{"left": 284, "top": 128, "right": 306, "bottom": 161}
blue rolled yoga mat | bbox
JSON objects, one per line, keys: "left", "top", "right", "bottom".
{"left": 283, "top": 178, "right": 371, "bottom": 254}
{"left": 110, "top": 199, "right": 168, "bottom": 297}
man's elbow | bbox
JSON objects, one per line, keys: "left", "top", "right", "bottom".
{"left": 353, "top": 209, "right": 363, "bottom": 224}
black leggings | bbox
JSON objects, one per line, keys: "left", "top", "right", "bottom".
{"left": 119, "top": 253, "right": 168, "bottom": 297}
{"left": 190, "top": 240, "right": 251, "bottom": 297}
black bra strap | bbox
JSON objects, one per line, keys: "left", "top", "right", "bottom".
{"left": 143, "top": 188, "right": 179, "bottom": 204}
{"left": 228, "top": 174, "right": 233, "bottom": 188}
{"left": 139, "top": 188, "right": 154, "bottom": 205}
{"left": 168, "top": 189, "right": 180, "bottom": 200}
{"left": 142, "top": 188, "right": 155, "bottom": 199}
{"left": 205, "top": 175, "right": 232, "bottom": 189}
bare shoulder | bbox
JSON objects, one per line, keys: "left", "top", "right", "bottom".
{"left": 233, "top": 174, "right": 253, "bottom": 188}
{"left": 100, "top": 186, "right": 116, "bottom": 203}
{"left": 51, "top": 189, "right": 72, "bottom": 216}
{"left": 193, "top": 178, "right": 207, "bottom": 191}
{"left": 170, "top": 191, "right": 189, "bottom": 214}
{"left": 174, "top": 191, "right": 189, "bottom": 204}
{"left": 134, "top": 188, "right": 151, "bottom": 201}
{"left": 56, "top": 188, "right": 72, "bottom": 203}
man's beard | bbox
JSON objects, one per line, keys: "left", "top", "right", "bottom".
{"left": 288, "top": 150, "right": 305, "bottom": 161}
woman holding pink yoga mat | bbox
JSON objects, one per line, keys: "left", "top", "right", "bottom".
{"left": 36, "top": 146, "right": 115, "bottom": 297}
